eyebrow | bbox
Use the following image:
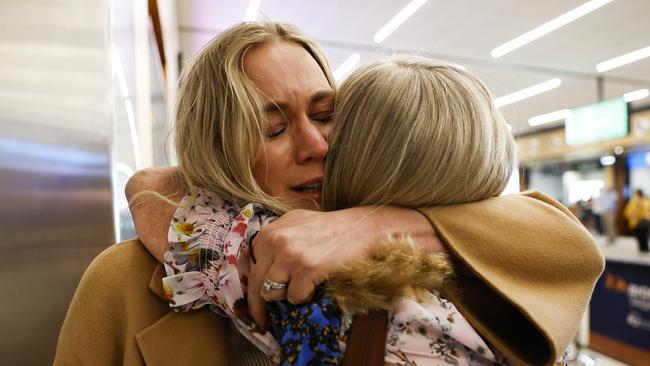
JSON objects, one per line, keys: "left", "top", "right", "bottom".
{"left": 311, "top": 90, "right": 335, "bottom": 105}
{"left": 262, "top": 89, "right": 335, "bottom": 113}
{"left": 263, "top": 101, "right": 288, "bottom": 113}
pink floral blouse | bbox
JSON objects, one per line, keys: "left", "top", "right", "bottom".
{"left": 161, "top": 188, "right": 515, "bottom": 365}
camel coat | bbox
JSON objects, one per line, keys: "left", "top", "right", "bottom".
{"left": 54, "top": 191, "right": 604, "bottom": 366}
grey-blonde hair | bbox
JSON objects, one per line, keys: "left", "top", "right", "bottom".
{"left": 323, "top": 56, "right": 514, "bottom": 210}
{"left": 174, "top": 21, "right": 334, "bottom": 213}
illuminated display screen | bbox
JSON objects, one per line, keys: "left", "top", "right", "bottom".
{"left": 565, "top": 98, "right": 628, "bottom": 146}
{"left": 627, "top": 151, "right": 650, "bottom": 168}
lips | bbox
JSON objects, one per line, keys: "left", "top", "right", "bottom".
{"left": 291, "top": 178, "right": 323, "bottom": 201}
{"left": 292, "top": 182, "right": 322, "bottom": 193}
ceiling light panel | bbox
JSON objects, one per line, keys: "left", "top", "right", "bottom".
{"left": 623, "top": 88, "right": 650, "bottom": 102}
{"left": 245, "top": 0, "right": 261, "bottom": 21}
{"left": 596, "top": 46, "right": 650, "bottom": 72}
{"left": 334, "top": 53, "right": 361, "bottom": 81}
{"left": 491, "top": 0, "right": 614, "bottom": 58}
{"left": 528, "top": 109, "right": 572, "bottom": 126}
{"left": 493, "top": 78, "right": 562, "bottom": 108}
{"left": 374, "top": 0, "right": 428, "bottom": 43}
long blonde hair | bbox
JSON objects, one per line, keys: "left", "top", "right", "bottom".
{"left": 174, "top": 22, "right": 334, "bottom": 213}
{"left": 323, "top": 56, "right": 514, "bottom": 210}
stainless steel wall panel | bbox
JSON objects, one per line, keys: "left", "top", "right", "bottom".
{"left": 0, "top": 0, "right": 114, "bottom": 364}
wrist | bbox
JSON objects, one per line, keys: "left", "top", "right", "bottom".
{"left": 351, "top": 206, "right": 446, "bottom": 254}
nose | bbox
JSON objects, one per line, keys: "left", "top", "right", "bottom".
{"left": 294, "top": 117, "right": 328, "bottom": 163}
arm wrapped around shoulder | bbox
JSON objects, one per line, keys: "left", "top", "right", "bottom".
{"left": 417, "top": 190, "right": 605, "bottom": 366}
{"left": 325, "top": 236, "right": 454, "bottom": 314}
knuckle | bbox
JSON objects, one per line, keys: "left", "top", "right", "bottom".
{"left": 301, "top": 256, "right": 319, "bottom": 270}
{"left": 286, "top": 291, "right": 305, "bottom": 305}
{"left": 260, "top": 291, "right": 273, "bottom": 302}
{"left": 261, "top": 228, "right": 289, "bottom": 249}
{"left": 282, "top": 244, "right": 301, "bottom": 260}
{"left": 286, "top": 280, "right": 314, "bottom": 305}
{"left": 260, "top": 288, "right": 285, "bottom": 302}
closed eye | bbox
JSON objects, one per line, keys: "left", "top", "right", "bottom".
{"left": 312, "top": 111, "right": 334, "bottom": 123}
{"left": 266, "top": 125, "right": 286, "bottom": 139}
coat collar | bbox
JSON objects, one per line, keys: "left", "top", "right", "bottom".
{"left": 136, "top": 263, "right": 230, "bottom": 365}
{"left": 148, "top": 263, "right": 167, "bottom": 301}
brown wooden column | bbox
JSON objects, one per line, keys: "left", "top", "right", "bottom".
{"left": 613, "top": 154, "right": 629, "bottom": 235}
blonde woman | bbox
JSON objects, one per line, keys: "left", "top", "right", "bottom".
{"left": 55, "top": 22, "right": 603, "bottom": 366}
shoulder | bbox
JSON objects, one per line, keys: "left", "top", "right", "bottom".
{"left": 86, "top": 239, "right": 157, "bottom": 276}
{"left": 418, "top": 189, "right": 582, "bottom": 227}
{"left": 60, "top": 239, "right": 169, "bottom": 340}
{"left": 77, "top": 239, "right": 158, "bottom": 296}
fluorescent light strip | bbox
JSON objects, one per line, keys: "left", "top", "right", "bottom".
{"left": 124, "top": 99, "right": 142, "bottom": 169}
{"left": 600, "top": 155, "right": 616, "bottom": 166}
{"left": 597, "top": 46, "right": 650, "bottom": 72}
{"left": 334, "top": 53, "right": 361, "bottom": 81}
{"left": 245, "top": 0, "right": 261, "bottom": 21}
{"left": 491, "top": 0, "right": 613, "bottom": 58}
{"left": 623, "top": 88, "right": 650, "bottom": 102}
{"left": 112, "top": 47, "right": 129, "bottom": 98}
{"left": 116, "top": 161, "right": 135, "bottom": 178}
{"left": 528, "top": 109, "right": 571, "bottom": 126}
{"left": 374, "top": 0, "right": 428, "bottom": 43}
{"left": 493, "top": 78, "right": 561, "bottom": 108}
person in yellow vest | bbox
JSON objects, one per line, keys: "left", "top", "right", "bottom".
{"left": 624, "top": 189, "right": 650, "bottom": 253}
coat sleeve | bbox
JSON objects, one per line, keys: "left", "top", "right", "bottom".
{"left": 418, "top": 190, "right": 605, "bottom": 366}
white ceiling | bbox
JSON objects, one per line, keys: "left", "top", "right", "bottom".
{"left": 176, "top": 0, "right": 650, "bottom": 135}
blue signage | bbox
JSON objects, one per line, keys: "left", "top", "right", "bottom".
{"left": 627, "top": 151, "right": 650, "bottom": 169}
{"left": 590, "top": 260, "right": 650, "bottom": 351}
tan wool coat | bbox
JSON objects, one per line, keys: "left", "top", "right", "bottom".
{"left": 54, "top": 190, "right": 604, "bottom": 366}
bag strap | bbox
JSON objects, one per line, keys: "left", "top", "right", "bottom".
{"left": 341, "top": 310, "right": 389, "bottom": 366}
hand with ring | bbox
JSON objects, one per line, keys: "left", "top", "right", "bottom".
{"left": 263, "top": 276, "right": 288, "bottom": 292}
{"left": 246, "top": 207, "right": 444, "bottom": 329}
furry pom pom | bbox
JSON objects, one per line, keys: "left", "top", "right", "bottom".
{"left": 325, "top": 235, "right": 454, "bottom": 314}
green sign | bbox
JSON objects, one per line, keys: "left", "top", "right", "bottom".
{"left": 565, "top": 98, "right": 628, "bottom": 146}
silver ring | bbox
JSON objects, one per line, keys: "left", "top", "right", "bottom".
{"left": 263, "top": 276, "right": 288, "bottom": 291}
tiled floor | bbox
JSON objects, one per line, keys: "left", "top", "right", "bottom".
{"left": 569, "top": 348, "right": 629, "bottom": 366}
{"left": 594, "top": 234, "right": 650, "bottom": 264}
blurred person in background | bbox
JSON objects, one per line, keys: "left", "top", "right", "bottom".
{"left": 579, "top": 197, "right": 593, "bottom": 227}
{"left": 591, "top": 193, "right": 604, "bottom": 235}
{"left": 624, "top": 189, "right": 650, "bottom": 253}
{"left": 596, "top": 187, "right": 618, "bottom": 244}
{"left": 55, "top": 21, "right": 603, "bottom": 366}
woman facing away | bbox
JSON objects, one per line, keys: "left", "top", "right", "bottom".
{"left": 55, "top": 21, "right": 604, "bottom": 366}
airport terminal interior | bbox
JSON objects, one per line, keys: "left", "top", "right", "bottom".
{"left": 1, "top": 0, "right": 650, "bottom": 365}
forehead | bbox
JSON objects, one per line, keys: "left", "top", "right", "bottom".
{"left": 243, "top": 41, "right": 332, "bottom": 102}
